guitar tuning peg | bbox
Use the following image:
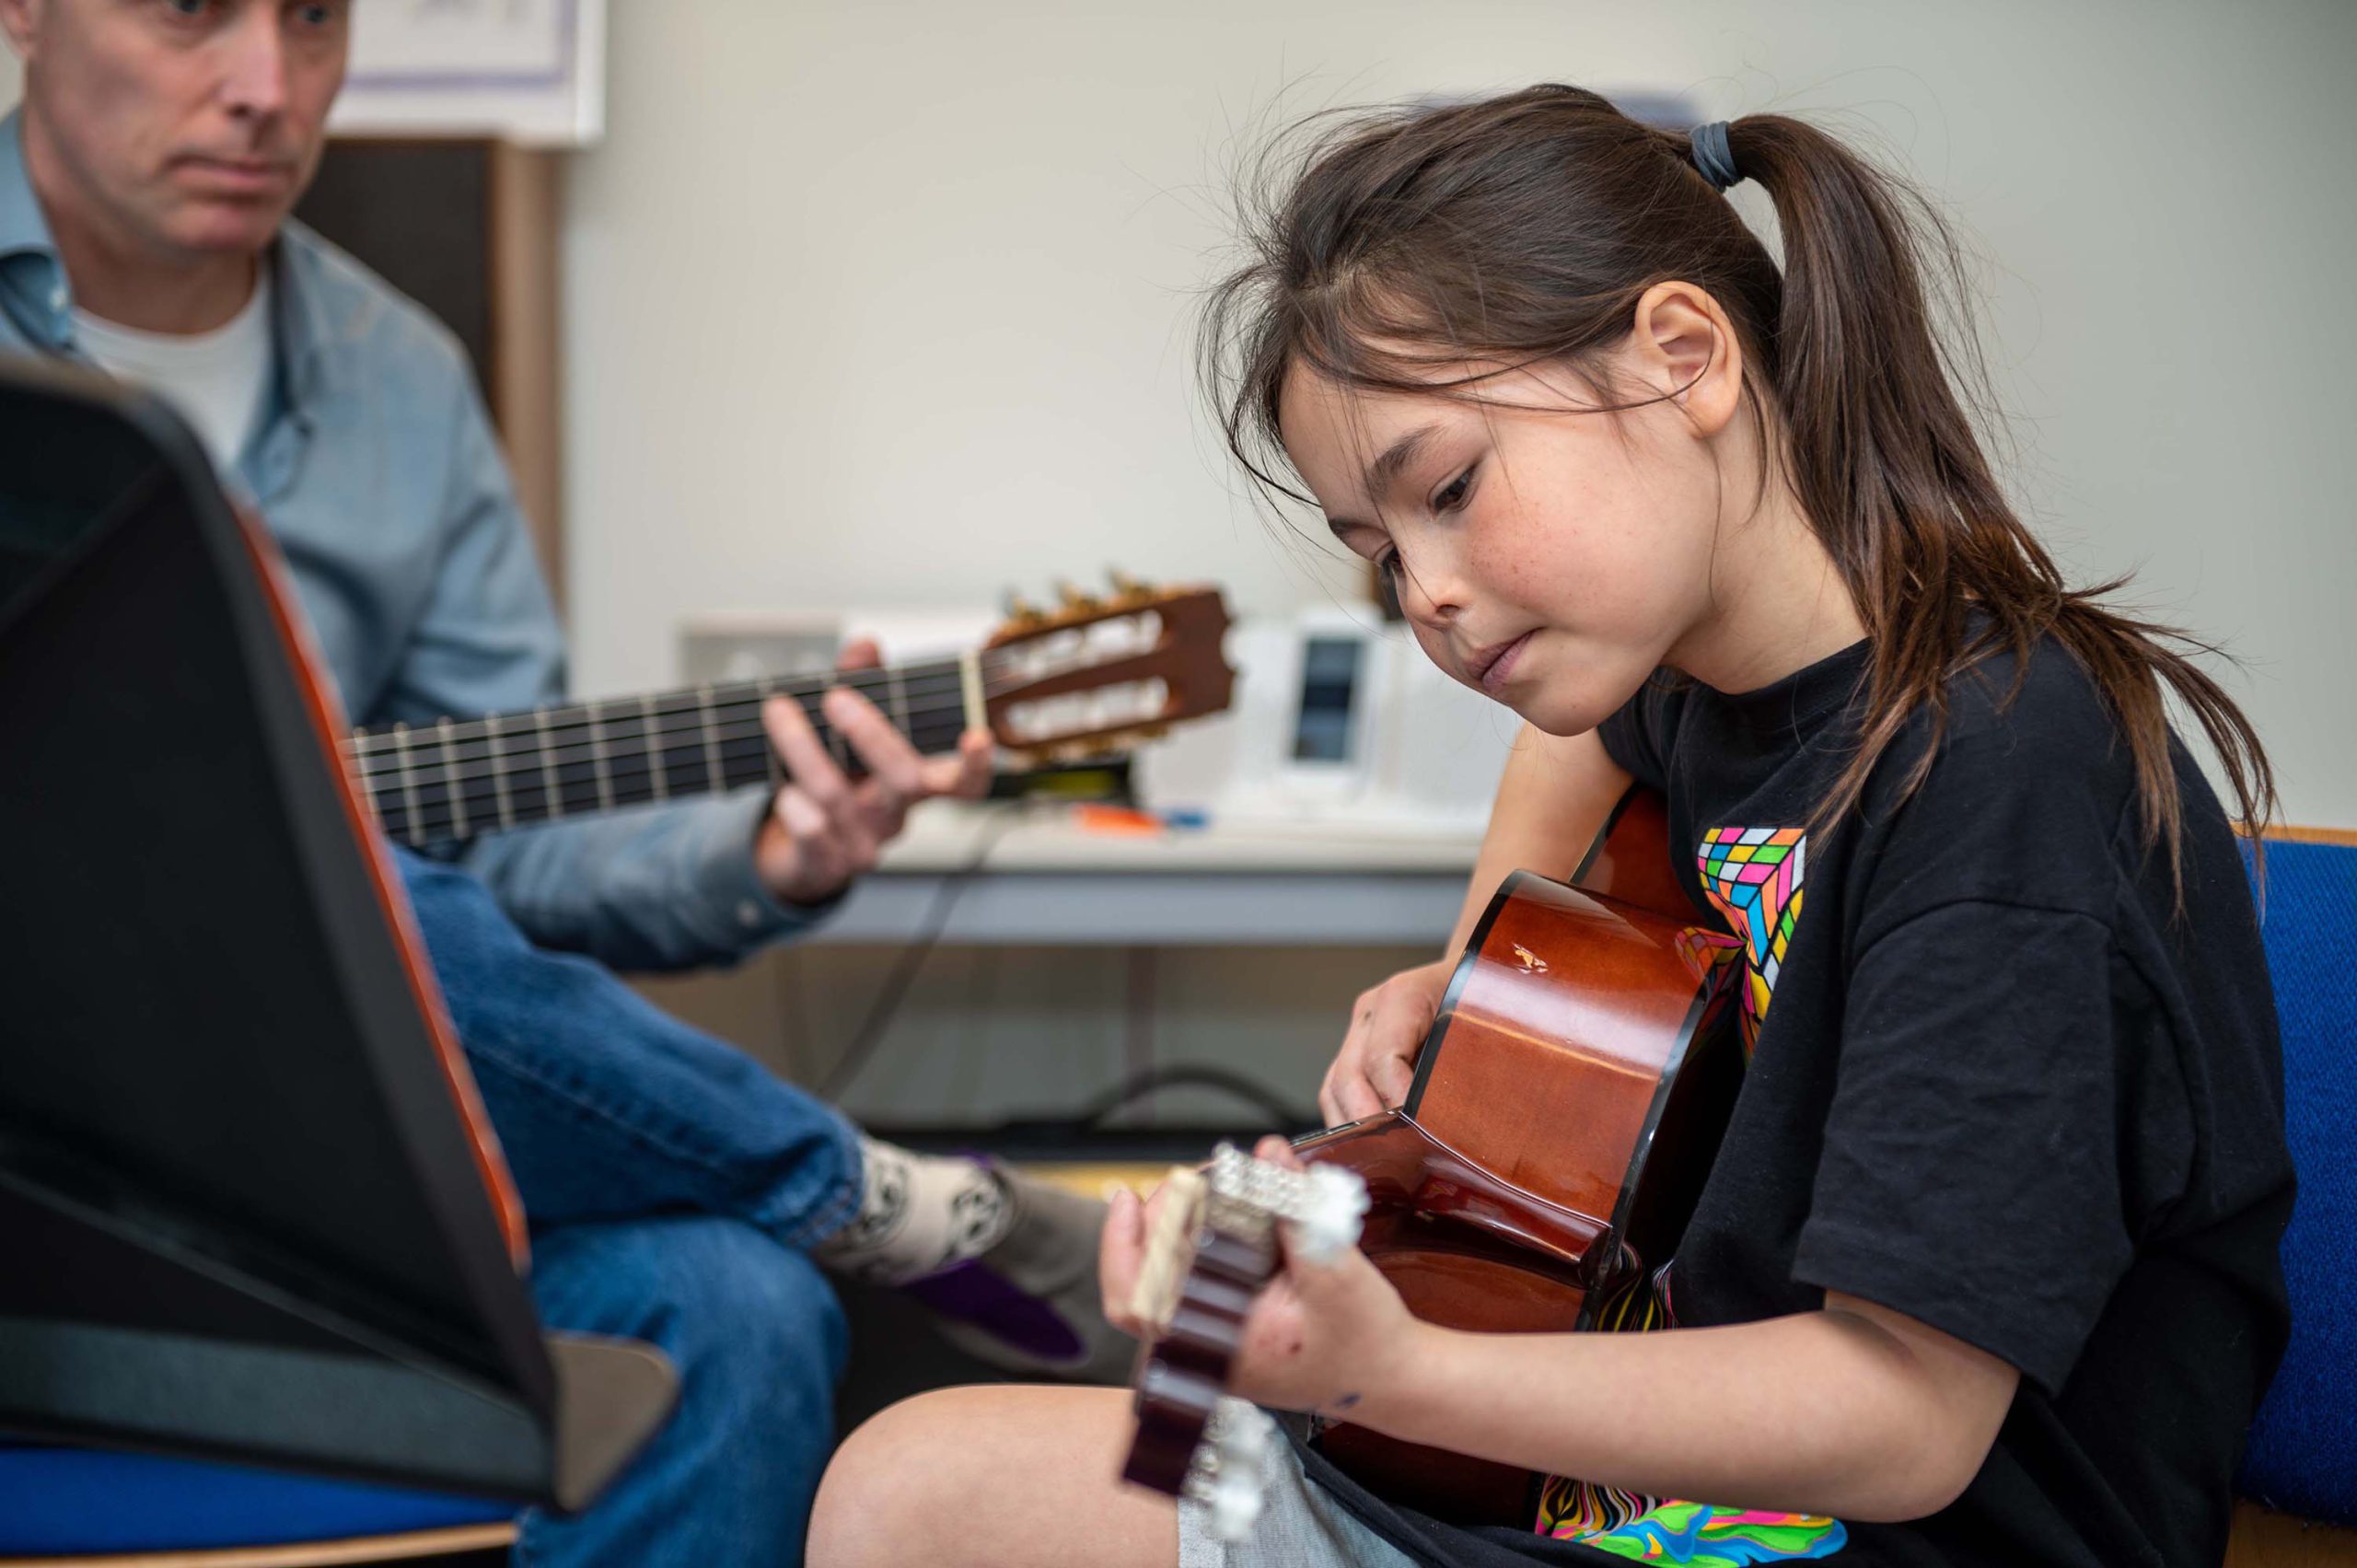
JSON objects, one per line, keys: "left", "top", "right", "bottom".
{"left": 1000, "top": 590, "right": 1046, "bottom": 627}
{"left": 1107, "top": 567, "right": 1152, "bottom": 600}
{"left": 1056, "top": 579, "right": 1101, "bottom": 616}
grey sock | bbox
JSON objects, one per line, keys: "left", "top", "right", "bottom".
{"left": 812, "top": 1138, "right": 1016, "bottom": 1285}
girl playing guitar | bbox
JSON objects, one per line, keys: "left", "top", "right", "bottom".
{"left": 808, "top": 86, "right": 2290, "bottom": 1568}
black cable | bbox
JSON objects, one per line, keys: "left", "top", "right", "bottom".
{"left": 818, "top": 808, "right": 1022, "bottom": 1101}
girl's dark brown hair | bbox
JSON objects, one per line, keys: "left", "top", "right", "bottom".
{"left": 1204, "top": 85, "right": 2275, "bottom": 883}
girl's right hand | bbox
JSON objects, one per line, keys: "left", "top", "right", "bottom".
{"left": 1319, "top": 958, "right": 1455, "bottom": 1124}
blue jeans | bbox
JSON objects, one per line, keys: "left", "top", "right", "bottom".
{"left": 397, "top": 849, "right": 862, "bottom": 1567}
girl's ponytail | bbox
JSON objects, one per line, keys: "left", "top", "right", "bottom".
{"left": 1724, "top": 114, "right": 2275, "bottom": 879}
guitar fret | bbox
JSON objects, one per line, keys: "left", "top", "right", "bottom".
{"left": 823, "top": 679, "right": 851, "bottom": 773}
{"left": 437, "top": 717, "right": 469, "bottom": 840}
{"left": 698, "top": 685, "right": 726, "bottom": 795}
{"left": 958, "top": 650, "right": 986, "bottom": 738}
{"left": 393, "top": 724, "right": 424, "bottom": 846}
{"left": 641, "top": 691, "right": 668, "bottom": 801}
{"left": 587, "top": 703, "right": 615, "bottom": 813}
{"left": 536, "top": 706, "right": 564, "bottom": 819}
{"left": 887, "top": 666, "right": 912, "bottom": 739}
{"left": 354, "top": 748, "right": 383, "bottom": 829}
{"left": 485, "top": 712, "right": 515, "bottom": 830}
{"left": 757, "top": 677, "right": 784, "bottom": 792}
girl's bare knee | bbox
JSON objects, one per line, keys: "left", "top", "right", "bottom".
{"left": 810, "top": 1384, "right": 1170, "bottom": 1568}
{"left": 809, "top": 1389, "right": 967, "bottom": 1567}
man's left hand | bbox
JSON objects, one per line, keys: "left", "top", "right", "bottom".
{"left": 753, "top": 637, "right": 993, "bottom": 905}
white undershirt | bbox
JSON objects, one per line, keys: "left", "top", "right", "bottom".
{"left": 72, "top": 273, "right": 274, "bottom": 474}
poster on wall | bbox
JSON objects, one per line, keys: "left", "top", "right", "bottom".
{"left": 330, "top": 0, "right": 607, "bottom": 146}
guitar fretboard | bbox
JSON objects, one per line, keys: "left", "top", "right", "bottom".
{"left": 345, "top": 657, "right": 977, "bottom": 848}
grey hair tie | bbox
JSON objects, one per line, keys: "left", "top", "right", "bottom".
{"left": 1689, "top": 121, "right": 1741, "bottom": 192}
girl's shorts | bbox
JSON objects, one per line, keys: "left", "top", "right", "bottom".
{"left": 1176, "top": 1406, "right": 1417, "bottom": 1568}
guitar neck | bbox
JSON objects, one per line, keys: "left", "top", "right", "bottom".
{"left": 345, "top": 656, "right": 977, "bottom": 849}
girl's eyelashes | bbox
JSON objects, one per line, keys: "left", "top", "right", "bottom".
{"left": 1374, "top": 545, "right": 1403, "bottom": 580}
{"left": 1432, "top": 464, "right": 1477, "bottom": 514}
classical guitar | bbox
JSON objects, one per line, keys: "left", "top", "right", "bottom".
{"left": 1123, "top": 787, "right": 1745, "bottom": 1528}
{"left": 340, "top": 578, "right": 1235, "bottom": 848}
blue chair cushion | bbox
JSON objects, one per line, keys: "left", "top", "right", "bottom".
{"left": 0, "top": 1444, "right": 512, "bottom": 1555}
{"left": 2236, "top": 835, "right": 2357, "bottom": 1528}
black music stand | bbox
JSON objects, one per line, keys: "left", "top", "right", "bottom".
{"left": 0, "top": 355, "right": 674, "bottom": 1512}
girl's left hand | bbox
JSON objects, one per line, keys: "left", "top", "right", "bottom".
{"left": 1102, "top": 1135, "right": 1425, "bottom": 1418}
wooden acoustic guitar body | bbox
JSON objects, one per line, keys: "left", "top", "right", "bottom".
{"left": 1295, "top": 789, "right": 1744, "bottom": 1526}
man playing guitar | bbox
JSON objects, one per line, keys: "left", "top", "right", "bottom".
{"left": 0, "top": 4, "right": 1123, "bottom": 1562}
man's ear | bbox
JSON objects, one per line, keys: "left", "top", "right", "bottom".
{"left": 0, "top": 0, "right": 41, "bottom": 63}
{"left": 1629, "top": 280, "right": 1746, "bottom": 439}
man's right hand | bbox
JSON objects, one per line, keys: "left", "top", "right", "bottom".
{"left": 1319, "top": 957, "right": 1456, "bottom": 1125}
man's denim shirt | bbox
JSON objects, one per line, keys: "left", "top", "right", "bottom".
{"left": 0, "top": 110, "right": 808, "bottom": 970}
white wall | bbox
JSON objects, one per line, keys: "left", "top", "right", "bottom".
{"left": 5, "top": 8, "right": 2350, "bottom": 823}
{"left": 564, "top": 0, "right": 2357, "bottom": 825}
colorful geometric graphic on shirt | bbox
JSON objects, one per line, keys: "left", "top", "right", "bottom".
{"left": 1562, "top": 1501, "right": 1848, "bottom": 1564}
{"left": 1673, "top": 924, "right": 1745, "bottom": 991}
{"left": 1694, "top": 825, "right": 1809, "bottom": 1052}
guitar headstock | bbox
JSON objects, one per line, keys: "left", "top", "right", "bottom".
{"left": 1120, "top": 1144, "right": 1369, "bottom": 1542}
{"left": 980, "top": 574, "right": 1235, "bottom": 761}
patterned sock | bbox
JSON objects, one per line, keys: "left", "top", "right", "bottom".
{"left": 811, "top": 1138, "right": 1016, "bottom": 1285}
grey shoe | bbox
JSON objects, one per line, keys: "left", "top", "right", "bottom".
{"left": 896, "top": 1164, "right": 1136, "bottom": 1383}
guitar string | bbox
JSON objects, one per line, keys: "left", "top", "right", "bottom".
{"left": 341, "top": 617, "right": 1192, "bottom": 758}
{"left": 366, "top": 709, "right": 972, "bottom": 772}
{"left": 379, "top": 722, "right": 959, "bottom": 804}
{"left": 345, "top": 666, "right": 987, "bottom": 762}
{"left": 342, "top": 658, "right": 1159, "bottom": 772}
{"left": 350, "top": 685, "right": 1163, "bottom": 800}
{"left": 345, "top": 677, "right": 986, "bottom": 772}
{"left": 377, "top": 710, "right": 1165, "bottom": 842}
{"left": 370, "top": 695, "right": 1160, "bottom": 840}
{"left": 378, "top": 726, "right": 960, "bottom": 831}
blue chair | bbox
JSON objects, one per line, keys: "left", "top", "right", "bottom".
{"left": 0, "top": 1446, "right": 514, "bottom": 1565}
{"left": 2229, "top": 827, "right": 2357, "bottom": 1566}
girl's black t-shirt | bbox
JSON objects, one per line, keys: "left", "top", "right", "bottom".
{"left": 1293, "top": 634, "right": 2293, "bottom": 1568}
